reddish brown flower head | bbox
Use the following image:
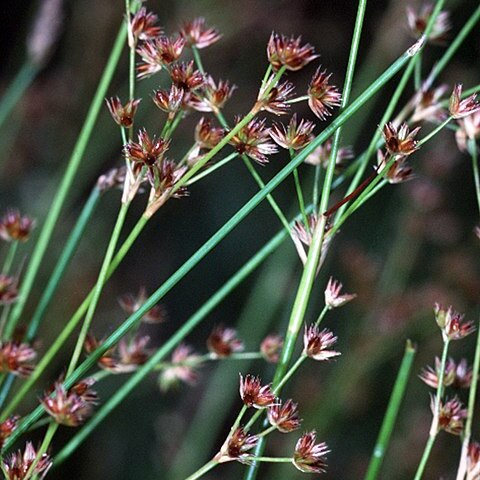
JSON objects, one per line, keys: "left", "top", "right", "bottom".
{"left": 97, "top": 166, "right": 128, "bottom": 193}
{"left": 260, "top": 334, "right": 283, "bottom": 363}
{"left": 189, "top": 76, "right": 236, "bottom": 112}
{"left": 137, "top": 36, "right": 186, "bottom": 79}
{"left": 270, "top": 114, "right": 315, "bottom": 150}
{"left": 431, "top": 395, "right": 467, "bottom": 435}
{"left": 303, "top": 325, "right": 340, "bottom": 361}
{"left": 124, "top": 128, "right": 170, "bottom": 177}
{"left": 406, "top": 4, "right": 451, "bottom": 44}
{"left": 0, "top": 416, "right": 20, "bottom": 448}
{"left": 377, "top": 150, "right": 414, "bottom": 184}
{"left": 382, "top": 122, "right": 420, "bottom": 157}
{"left": 180, "top": 17, "right": 222, "bottom": 49}
{"left": 151, "top": 159, "right": 188, "bottom": 198}
{"left": 118, "top": 287, "right": 166, "bottom": 324}
{"left": 411, "top": 83, "right": 449, "bottom": 123}
{"left": 308, "top": 67, "right": 342, "bottom": 121}
{"left": 419, "top": 356, "right": 456, "bottom": 389}
{"left": 229, "top": 117, "right": 278, "bottom": 165}
{"left": 456, "top": 111, "right": 480, "bottom": 152}
{"left": 159, "top": 343, "right": 200, "bottom": 392}
{"left": 217, "top": 426, "right": 258, "bottom": 464}
{"left": 467, "top": 441, "right": 480, "bottom": 479}
{"left": 434, "top": 303, "right": 475, "bottom": 341}
{"left": 453, "top": 358, "right": 473, "bottom": 389}
{"left": 42, "top": 378, "right": 98, "bottom": 427}
{"left": 0, "top": 341, "right": 36, "bottom": 377}
{"left": 170, "top": 61, "right": 205, "bottom": 92}
{"left": 105, "top": 96, "right": 141, "bottom": 128}
{"left": 304, "top": 139, "right": 354, "bottom": 169}
{"left": 152, "top": 84, "right": 185, "bottom": 113}
{"left": 267, "top": 399, "right": 301, "bottom": 433}
{"left": 324, "top": 277, "right": 357, "bottom": 309}
{"left": 449, "top": 84, "right": 480, "bottom": 120}
{"left": 267, "top": 32, "right": 318, "bottom": 72}
{"left": 293, "top": 431, "right": 329, "bottom": 474}
{"left": 128, "top": 7, "right": 162, "bottom": 47}
{"left": 0, "top": 210, "right": 35, "bottom": 243}
{"left": 239, "top": 374, "right": 276, "bottom": 409}
{"left": 195, "top": 117, "right": 225, "bottom": 150}
{"left": 207, "top": 325, "right": 244, "bottom": 357}
{"left": 0, "top": 275, "right": 19, "bottom": 305}
{"left": 3, "top": 442, "right": 52, "bottom": 480}
{"left": 257, "top": 77, "right": 295, "bottom": 116}
{"left": 85, "top": 334, "right": 151, "bottom": 374}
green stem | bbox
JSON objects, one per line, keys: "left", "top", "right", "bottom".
{"left": 4, "top": 21, "right": 128, "bottom": 339}
{"left": 53, "top": 222, "right": 290, "bottom": 464}
{"left": 186, "top": 153, "right": 238, "bottom": 185}
{"left": 417, "top": 116, "right": 452, "bottom": 147}
{"left": 248, "top": 457, "right": 292, "bottom": 463}
{"left": 66, "top": 201, "right": 130, "bottom": 376}
{"left": 25, "top": 422, "right": 58, "bottom": 479}
{"left": 364, "top": 340, "right": 417, "bottom": 480}
{"left": 413, "top": 338, "right": 450, "bottom": 480}
{"left": 312, "top": 165, "right": 322, "bottom": 208}
{"left": 0, "top": 62, "right": 39, "bottom": 130}
{"left": 5, "top": 38, "right": 419, "bottom": 451}
{"left": 293, "top": 167, "right": 308, "bottom": 229}
{"left": 184, "top": 459, "right": 219, "bottom": 480}
{"left": 2, "top": 241, "right": 18, "bottom": 275}
{"left": 456, "top": 315, "right": 480, "bottom": 480}
{"left": 0, "top": 215, "right": 149, "bottom": 420}
{"left": 468, "top": 139, "right": 480, "bottom": 214}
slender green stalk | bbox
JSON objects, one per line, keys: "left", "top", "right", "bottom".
{"left": 53, "top": 221, "right": 290, "bottom": 464}
{"left": 468, "top": 139, "right": 480, "bottom": 213}
{"left": 0, "top": 215, "right": 149, "bottom": 420}
{"left": 2, "top": 241, "right": 18, "bottom": 275}
{"left": 364, "top": 340, "right": 416, "bottom": 480}
{"left": 26, "top": 187, "right": 102, "bottom": 341}
{"left": 413, "top": 338, "right": 450, "bottom": 480}
{"left": 417, "top": 116, "right": 452, "bottom": 147}
{"left": 184, "top": 459, "right": 218, "bottom": 480}
{"left": 66, "top": 201, "right": 130, "bottom": 376}
{"left": 186, "top": 153, "right": 239, "bottom": 185}
{"left": 4, "top": 38, "right": 420, "bottom": 451}
{"left": 248, "top": 457, "right": 292, "bottom": 463}
{"left": 456, "top": 315, "right": 480, "bottom": 480}
{"left": 293, "top": 167, "right": 308, "bottom": 229}
{"left": 0, "top": 62, "right": 39, "bottom": 131}
{"left": 25, "top": 423, "right": 58, "bottom": 479}
{"left": 4, "top": 21, "right": 128, "bottom": 339}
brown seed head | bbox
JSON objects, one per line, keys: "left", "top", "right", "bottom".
{"left": 239, "top": 374, "right": 276, "bottom": 409}
{"left": 419, "top": 356, "right": 456, "bottom": 389}
{"left": 267, "top": 32, "right": 318, "bottom": 72}
{"left": 431, "top": 395, "right": 467, "bottom": 435}
{"left": 0, "top": 275, "right": 19, "bottom": 305}
{"left": 304, "top": 139, "right": 354, "bottom": 169}
{"left": 129, "top": 7, "right": 162, "bottom": 47}
{"left": 195, "top": 117, "right": 225, "bottom": 150}
{"left": 229, "top": 117, "right": 278, "bottom": 165}
{"left": 170, "top": 61, "right": 205, "bottom": 92}
{"left": 308, "top": 67, "right": 342, "bottom": 120}
{"left": 449, "top": 84, "right": 480, "bottom": 119}
{"left": 0, "top": 210, "right": 35, "bottom": 243}
{"left": 382, "top": 122, "right": 420, "bottom": 157}
{"left": 406, "top": 4, "right": 451, "bottom": 44}
{"left": 303, "top": 325, "right": 340, "bottom": 361}
{"left": 189, "top": 76, "right": 236, "bottom": 112}
{"left": 180, "top": 17, "right": 222, "bottom": 49}
{"left": 41, "top": 378, "right": 98, "bottom": 427}
{"left": 97, "top": 166, "right": 128, "bottom": 193}
{"left": 217, "top": 426, "right": 258, "bottom": 464}
{"left": 324, "top": 277, "right": 357, "bottom": 309}
{"left": 293, "top": 431, "right": 329, "bottom": 474}
{"left": 270, "top": 114, "right": 315, "bottom": 150}
{"left": 159, "top": 343, "right": 200, "bottom": 392}
{"left": 377, "top": 150, "right": 415, "bottom": 184}
{"left": 153, "top": 84, "right": 185, "bottom": 113}
{"left": 411, "top": 83, "right": 448, "bottom": 123}
{"left": 0, "top": 341, "right": 36, "bottom": 377}
{"left": 124, "top": 128, "right": 170, "bottom": 172}
{"left": 207, "top": 325, "right": 244, "bottom": 357}
{"left": 456, "top": 111, "right": 480, "bottom": 152}
{"left": 257, "top": 77, "right": 295, "bottom": 116}
{"left": 118, "top": 287, "right": 166, "bottom": 324}
{"left": 106, "top": 97, "right": 141, "bottom": 128}
{"left": 267, "top": 399, "right": 301, "bottom": 433}
{"left": 434, "top": 303, "right": 475, "bottom": 341}
{"left": 3, "top": 442, "right": 52, "bottom": 480}
{"left": 0, "top": 416, "right": 20, "bottom": 449}
{"left": 137, "top": 36, "right": 186, "bottom": 79}
{"left": 260, "top": 334, "right": 283, "bottom": 363}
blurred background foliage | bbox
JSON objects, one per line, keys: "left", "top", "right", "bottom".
{"left": 0, "top": 0, "right": 479, "bottom": 478}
